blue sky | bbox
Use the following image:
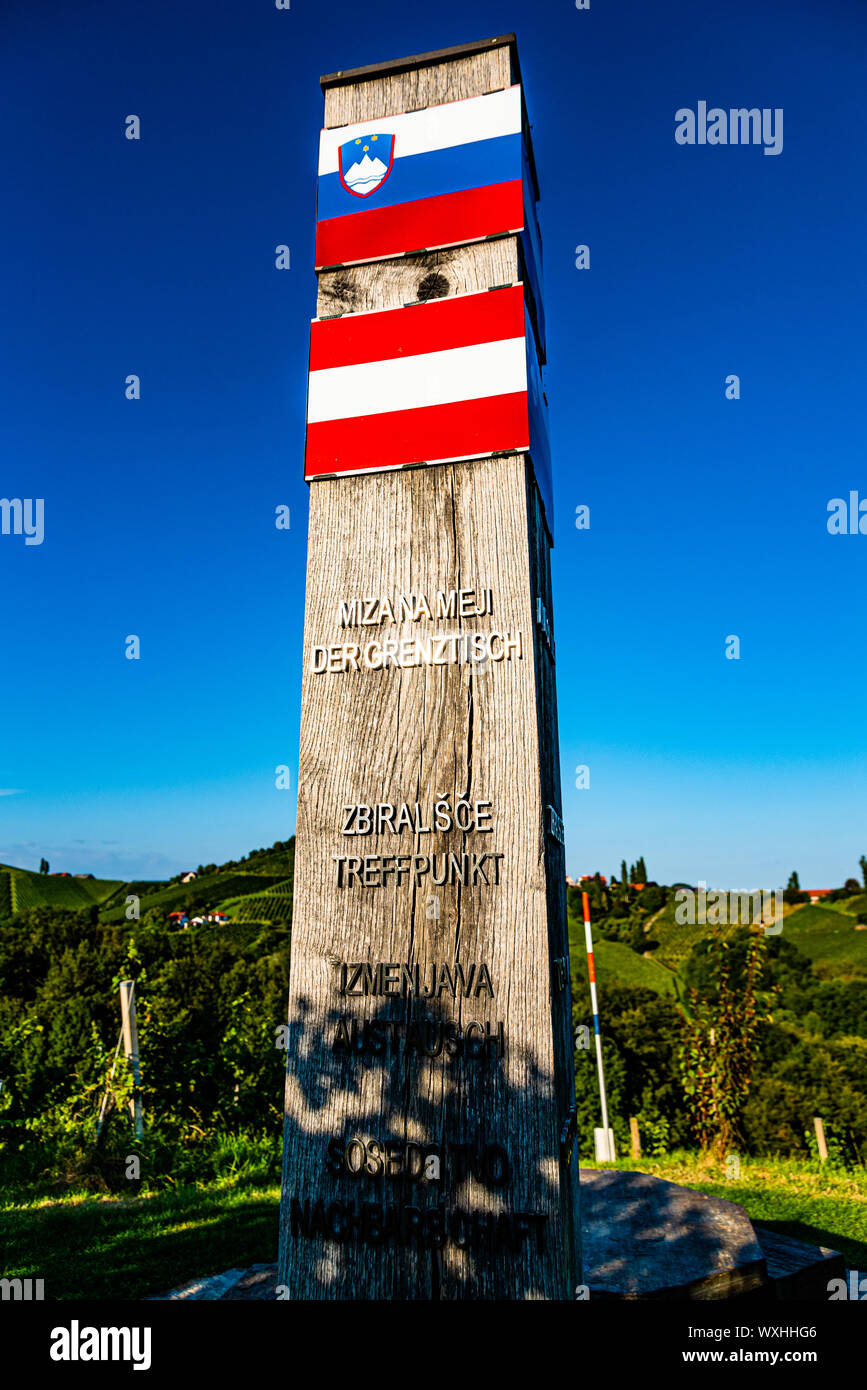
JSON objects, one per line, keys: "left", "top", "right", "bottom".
{"left": 1, "top": 0, "right": 865, "bottom": 887}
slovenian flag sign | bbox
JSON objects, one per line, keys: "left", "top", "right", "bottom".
{"left": 304, "top": 283, "right": 552, "bottom": 523}
{"left": 315, "top": 85, "right": 530, "bottom": 270}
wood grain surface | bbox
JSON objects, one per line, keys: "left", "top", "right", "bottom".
{"left": 278, "top": 39, "right": 579, "bottom": 1301}
{"left": 323, "top": 44, "right": 515, "bottom": 127}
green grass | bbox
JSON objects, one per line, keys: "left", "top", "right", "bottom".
{"left": 226, "top": 896, "right": 293, "bottom": 924}
{"left": 210, "top": 847, "right": 295, "bottom": 878}
{"left": 2, "top": 865, "right": 124, "bottom": 913}
{"left": 587, "top": 936, "right": 678, "bottom": 997}
{"left": 0, "top": 1179, "right": 280, "bottom": 1300}
{"left": 7, "top": 1150, "right": 863, "bottom": 1298}
{"left": 821, "top": 894, "right": 867, "bottom": 920}
{"left": 219, "top": 880, "right": 293, "bottom": 924}
{"left": 781, "top": 904, "right": 867, "bottom": 971}
{"left": 0, "top": 840, "right": 296, "bottom": 926}
{"left": 605, "top": 1152, "right": 867, "bottom": 1269}
{"left": 636, "top": 901, "right": 741, "bottom": 971}
{"left": 99, "top": 872, "right": 289, "bottom": 923}
{"left": 0, "top": 854, "right": 295, "bottom": 926}
{"left": 583, "top": 898, "right": 867, "bottom": 988}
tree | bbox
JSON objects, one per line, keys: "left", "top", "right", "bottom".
{"left": 638, "top": 884, "right": 664, "bottom": 913}
{"left": 628, "top": 916, "right": 646, "bottom": 954}
{"left": 845, "top": 879, "right": 861, "bottom": 894}
{"left": 621, "top": 859, "right": 629, "bottom": 889}
{"left": 39, "top": 858, "right": 49, "bottom": 875}
{"left": 636, "top": 856, "right": 647, "bottom": 883}
{"left": 679, "top": 926, "right": 773, "bottom": 1156}
{"left": 684, "top": 928, "right": 809, "bottom": 1002}
{"left": 860, "top": 855, "right": 867, "bottom": 890}
{"left": 783, "top": 870, "right": 808, "bottom": 906}
{"left": 572, "top": 985, "right": 694, "bottom": 1158}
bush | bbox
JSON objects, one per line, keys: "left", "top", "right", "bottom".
{"left": 637, "top": 885, "right": 665, "bottom": 913}
{"left": 573, "top": 986, "right": 694, "bottom": 1158}
{"left": 0, "top": 907, "right": 291, "bottom": 1189}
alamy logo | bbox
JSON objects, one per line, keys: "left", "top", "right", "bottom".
{"left": 827, "top": 491, "right": 867, "bottom": 535}
{"left": 828, "top": 1271, "right": 867, "bottom": 1300}
{"left": 0, "top": 497, "right": 44, "bottom": 545}
{"left": 0, "top": 1276, "right": 44, "bottom": 1300}
{"left": 675, "top": 882, "right": 782, "bottom": 934}
{"left": 675, "top": 103, "right": 783, "bottom": 156}
{"left": 50, "top": 1320, "right": 152, "bottom": 1371}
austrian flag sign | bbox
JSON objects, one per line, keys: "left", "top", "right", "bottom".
{"left": 303, "top": 282, "right": 552, "bottom": 521}
{"left": 315, "top": 85, "right": 533, "bottom": 269}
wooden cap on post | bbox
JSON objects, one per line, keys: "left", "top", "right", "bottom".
{"left": 317, "top": 32, "right": 540, "bottom": 202}
{"left": 320, "top": 33, "right": 521, "bottom": 94}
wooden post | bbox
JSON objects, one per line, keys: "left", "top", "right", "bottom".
{"left": 630, "top": 1117, "right": 641, "bottom": 1160}
{"left": 119, "top": 979, "right": 143, "bottom": 1141}
{"left": 813, "top": 1116, "right": 828, "bottom": 1162}
{"left": 582, "top": 892, "right": 612, "bottom": 1159}
{"left": 278, "top": 35, "right": 579, "bottom": 1300}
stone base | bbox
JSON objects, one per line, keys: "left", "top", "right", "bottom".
{"left": 151, "top": 1170, "right": 845, "bottom": 1301}
{"left": 580, "top": 1169, "right": 844, "bottom": 1301}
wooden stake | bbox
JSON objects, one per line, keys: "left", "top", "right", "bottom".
{"left": 119, "top": 979, "right": 143, "bottom": 1140}
{"left": 583, "top": 892, "right": 611, "bottom": 1150}
{"left": 813, "top": 1116, "right": 828, "bottom": 1162}
{"left": 630, "top": 1116, "right": 641, "bottom": 1159}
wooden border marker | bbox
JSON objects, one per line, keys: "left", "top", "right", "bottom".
{"left": 278, "top": 35, "right": 579, "bottom": 1301}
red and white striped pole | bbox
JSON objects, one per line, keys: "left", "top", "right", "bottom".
{"left": 583, "top": 890, "right": 612, "bottom": 1157}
